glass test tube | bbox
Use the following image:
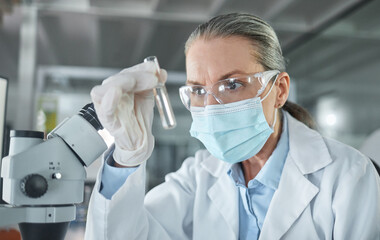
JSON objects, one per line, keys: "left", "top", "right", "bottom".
{"left": 144, "top": 56, "right": 177, "bottom": 129}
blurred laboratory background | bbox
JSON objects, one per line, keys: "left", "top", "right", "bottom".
{"left": 0, "top": 0, "right": 379, "bottom": 239}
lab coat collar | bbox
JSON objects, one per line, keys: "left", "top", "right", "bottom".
{"left": 260, "top": 112, "right": 332, "bottom": 239}
{"left": 285, "top": 111, "right": 332, "bottom": 174}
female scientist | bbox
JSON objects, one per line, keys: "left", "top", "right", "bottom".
{"left": 85, "top": 13, "right": 380, "bottom": 240}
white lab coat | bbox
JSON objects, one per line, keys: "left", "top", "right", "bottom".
{"left": 85, "top": 112, "right": 380, "bottom": 240}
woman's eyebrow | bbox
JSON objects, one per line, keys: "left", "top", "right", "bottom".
{"left": 186, "top": 70, "right": 249, "bottom": 85}
{"left": 219, "top": 70, "right": 249, "bottom": 80}
{"left": 186, "top": 79, "right": 203, "bottom": 85}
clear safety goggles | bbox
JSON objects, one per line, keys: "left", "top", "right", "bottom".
{"left": 179, "top": 70, "right": 280, "bottom": 110}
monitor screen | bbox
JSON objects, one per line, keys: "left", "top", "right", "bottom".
{"left": 0, "top": 77, "right": 8, "bottom": 158}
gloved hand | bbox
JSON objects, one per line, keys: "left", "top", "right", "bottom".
{"left": 90, "top": 62, "right": 167, "bottom": 167}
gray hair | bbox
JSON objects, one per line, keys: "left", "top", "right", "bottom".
{"left": 185, "top": 12, "right": 286, "bottom": 72}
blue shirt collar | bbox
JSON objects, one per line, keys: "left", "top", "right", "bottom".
{"left": 228, "top": 111, "right": 289, "bottom": 190}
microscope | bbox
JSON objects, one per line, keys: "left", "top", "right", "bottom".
{"left": 0, "top": 103, "right": 107, "bottom": 240}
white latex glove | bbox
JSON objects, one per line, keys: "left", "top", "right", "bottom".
{"left": 90, "top": 62, "right": 167, "bottom": 166}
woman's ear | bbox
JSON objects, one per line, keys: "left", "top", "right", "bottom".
{"left": 275, "top": 72, "right": 290, "bottom": 108}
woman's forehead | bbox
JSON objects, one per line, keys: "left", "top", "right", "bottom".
{"left": 185, "top": 37, "right": 264, "bottom": 84}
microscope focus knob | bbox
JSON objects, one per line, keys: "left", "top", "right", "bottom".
{"left": 20, "top": 174, "right": 48, "bottom": 198}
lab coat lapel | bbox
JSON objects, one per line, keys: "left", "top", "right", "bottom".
{"left": 202, "top": 156, "right": 239, "bottom": 239}
{"left": 260, "top": 112, "right": 332, "bottom": 239}
{"left": 260, "top": 155, "right": 319, "bottom": 239}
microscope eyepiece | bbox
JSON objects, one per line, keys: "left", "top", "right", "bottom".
{"left": 78, "top": 103, "right": 103, "bottom": 131}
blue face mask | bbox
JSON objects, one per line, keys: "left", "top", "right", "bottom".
{"left": 189, "top": 82, "right": 277, "bottom": 164}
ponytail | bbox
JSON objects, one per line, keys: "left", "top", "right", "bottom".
{"left": 282, "top": 101, "right": 317, "bottom": 130}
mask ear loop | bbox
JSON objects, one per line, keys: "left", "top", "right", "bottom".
{"left": 259, "top": 73, "right": 280, "bottom": 129}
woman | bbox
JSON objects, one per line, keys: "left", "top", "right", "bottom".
{"left": 85, "top": 13, "right": 380, "bottom": 240}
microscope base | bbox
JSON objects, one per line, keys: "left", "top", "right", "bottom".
{"left": 0, "top": 204, "right": 76, "bottom": 227}
{"left": 19, "top": 222, "right": 70, "bottom": 240}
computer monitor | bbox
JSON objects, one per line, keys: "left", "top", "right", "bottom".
{"left": 0, "top": 77, "right": 8, "bottom": 158}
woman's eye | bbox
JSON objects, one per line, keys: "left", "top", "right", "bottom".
{"left": 191, "top": 87, "right": 206, "bottom": 96}
{"left": 226, "top": 81, "right": 243, "bottom": 90}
